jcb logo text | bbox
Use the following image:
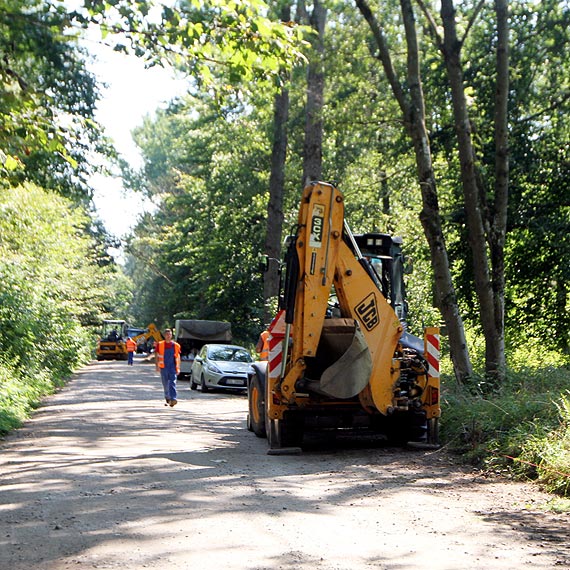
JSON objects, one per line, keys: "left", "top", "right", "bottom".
{"left": 356, "top": 293, "right": 379, "bottom": 331}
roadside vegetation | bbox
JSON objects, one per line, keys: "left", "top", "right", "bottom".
{"left": 441, "top": 341, "right": 570, "bottom": 498}
{"left": 0, "top": 183, "right": 129, "bottom": 433}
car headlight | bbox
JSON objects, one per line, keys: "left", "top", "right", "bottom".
{"left": 207, "top": 363, "right": 223, "bottom": 374}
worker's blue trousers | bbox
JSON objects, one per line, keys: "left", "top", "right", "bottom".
{"left": 160, "top": 367, "right": 177, "bottom": 401}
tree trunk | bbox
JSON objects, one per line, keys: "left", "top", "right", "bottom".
{"left": 356, "top": 0, "right": 473, "bottom": 383}
{"left": 440, "top": 0, "right": 506, "bottom": 384}
{"left": 488, "top": 0, "right": 510, "bottom": 381}
{"left": 301, "top": 0, "right": 326, "bottom": 187}
{"left": 379, "top": 170, "right": 390, "bottom": 216}
{"left": 262, "top": 3, "right": 292, "bottom": 325}
{"left": 263, "top": 87, "right": 290, "bottom": 324}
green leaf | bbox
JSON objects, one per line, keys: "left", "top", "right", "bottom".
{"left": 3, "top": 155, "right": 22, "bottom": 171}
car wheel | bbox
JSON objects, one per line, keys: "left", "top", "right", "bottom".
{"left": 201, "top": 374, "right": 209, "bottom": 393}
{"left": 190, "top": 371, "right": 198, "bottom": 390}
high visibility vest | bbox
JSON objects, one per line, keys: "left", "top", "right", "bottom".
{"left": 126, "top": 338, "right": 137, "bottom": 352}
{"left": 156, "top": 341, "right": 181, "bottom": 374}
{"left": 259, "top": 330, "right": 269, "bottom": 361}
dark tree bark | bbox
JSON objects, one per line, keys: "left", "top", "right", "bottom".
{"left": 301, "top": 0, "right": 326, "bottom": 187}
{"left": 489, "top": 0, "right": 510, "bottom": 381}
{"left": 439, "top": 0, "right": 508, "bottom": 384}
{"left": 263, "top": 86, "right": 290, "bottom": 324}
{"left": 262, "top": 2, "right": 293, "bottom": 325}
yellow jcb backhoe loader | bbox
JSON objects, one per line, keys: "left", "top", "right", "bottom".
{"left": 247, "top": 182, "right": 440, "bottom": 454}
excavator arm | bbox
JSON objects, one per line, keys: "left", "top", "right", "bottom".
{"left": 132, "top": 324, "right": 163, "bottom": 348}
{"left": 275, "top": 182, "right": 403, "bottom": 413}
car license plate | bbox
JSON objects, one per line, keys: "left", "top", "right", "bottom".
{"left": 227, "top": 379, "right": 244, "bottom": 385}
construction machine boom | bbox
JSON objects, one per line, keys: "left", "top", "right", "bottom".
{"left": 247, "top": 182, "right": 440, "bottom": 453}
{"left": 131, "top": 323, "right": 163, "bottom": 353}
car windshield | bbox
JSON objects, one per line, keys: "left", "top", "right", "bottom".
{"left": 209, "top": 347, "right": 252, "bottom": 363}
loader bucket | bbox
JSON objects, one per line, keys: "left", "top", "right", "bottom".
{"left": 305, "top": 319, "right": 372, "bottom": 399}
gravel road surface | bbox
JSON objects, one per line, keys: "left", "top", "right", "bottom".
{"left": 1, "top": 357, "right": 568, "bottom": 570}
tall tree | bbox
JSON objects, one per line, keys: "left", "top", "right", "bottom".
{"left": 263, "top": 1, "right": 295, "bottom": 325}
{"left": 429, "top": 0, "right": 509, "bottom": 384}
{"left": 502, "top": 0, "right": 570, "bottom": 355}
{"left": 355, "top": 0, "right": 473, "bottom": 383}
{"left": 300, "top": 0, "right": 327, "bottom": 186}
{"left": 260, "top": 0, "right": 327, "bottom": 322}
{"left": 127, "top": 96, "right": 273, "bottom": 339}
{"left": 0, "top": 0, "right": 111, "bottom": 202}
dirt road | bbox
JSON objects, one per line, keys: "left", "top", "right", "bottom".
{"left": 1, "top": 358, "right": 568, "bottom": 570}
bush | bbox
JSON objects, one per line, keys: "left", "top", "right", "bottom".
{"left": 0, "top": 358, "right": 53, "bottom": 433}
{"left": 0, "top": 182, "right": 117, "bottom": 435}
{"left": 518, "top": 392, "right": 570, "bottom": 495}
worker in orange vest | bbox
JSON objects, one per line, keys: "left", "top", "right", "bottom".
{"left": 256, "top": 329, "right": 269, "bottom": 361}
{"left": 125, "top": 337, "right": 137, "bottom": 366}
{"left": 155, "top": 328, "right": 181, "bottom": 407}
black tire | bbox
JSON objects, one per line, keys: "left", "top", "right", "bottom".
{"left": 427, "top": 417, "right": 440, "bottom": 446}
{"left": 248, "top": 374, "right": 266, "bottom": 438}
{"left": 190, "top": 372, "right": 198, "bottom": 390}
{"left": 267, "top": 411, "right": 304, "bottom": 449}
{"left": 385, "top": 410, "right": 428, "bottom": 445}
{"left": 201, "top": 374, "right": 209, "bottom": 393}
{"left": 267, "top": 417, "right": 279, "bottom": 448}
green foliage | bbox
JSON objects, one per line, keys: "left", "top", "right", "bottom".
{"left": 0, "top": 0, "right": 113, "bottom": 201}
{"left": 78, "top": 0, "right": 309, "bottom": 88}
{"left": 0, "top": 358, "right": 53, "bottom": 433}
{"left": 0, "top": 182, "right": 126, "bottom": 434}
{"left": 517, "top": 392, "right": 570, "bottom": 496}
{"left": 126, "top": 95, "right": 271, "bottom": 339}
{"left": 425, "top": 0, "right": 570, "bottom": 352}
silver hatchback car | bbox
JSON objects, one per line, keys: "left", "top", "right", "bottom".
{"left": 190, "top": 344, "right": 253, "bottom": 392}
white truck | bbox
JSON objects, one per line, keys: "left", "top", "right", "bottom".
{"left": 174, "top": 320, "right": 232, "bottom": 380}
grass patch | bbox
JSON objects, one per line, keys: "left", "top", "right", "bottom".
{"left": 542, "top": 497, "right": 570, "bottom": 513}
{"left": 441, "top": 364, "right": 570, "bottom": 501}
{"left": 0, "top": 360, "right": 61, "bottom": 436}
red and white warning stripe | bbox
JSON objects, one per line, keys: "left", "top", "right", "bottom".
{"left": 424, "top": 329, "right": 440, "bottom": 379}
{"left": 268, "top": 310, "right": 286, "bottom": 379}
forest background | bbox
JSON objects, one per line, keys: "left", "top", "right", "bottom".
{"left": 1, "top": 0, "right": 569, "bottom": 501}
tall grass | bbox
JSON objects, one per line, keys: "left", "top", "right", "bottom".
{"left": 441, "top": 340, "right": 570, "bottom": 498}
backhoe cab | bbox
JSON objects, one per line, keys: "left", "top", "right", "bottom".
{"left": 247, "top": 182, "right": 440, "bottom": 453}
